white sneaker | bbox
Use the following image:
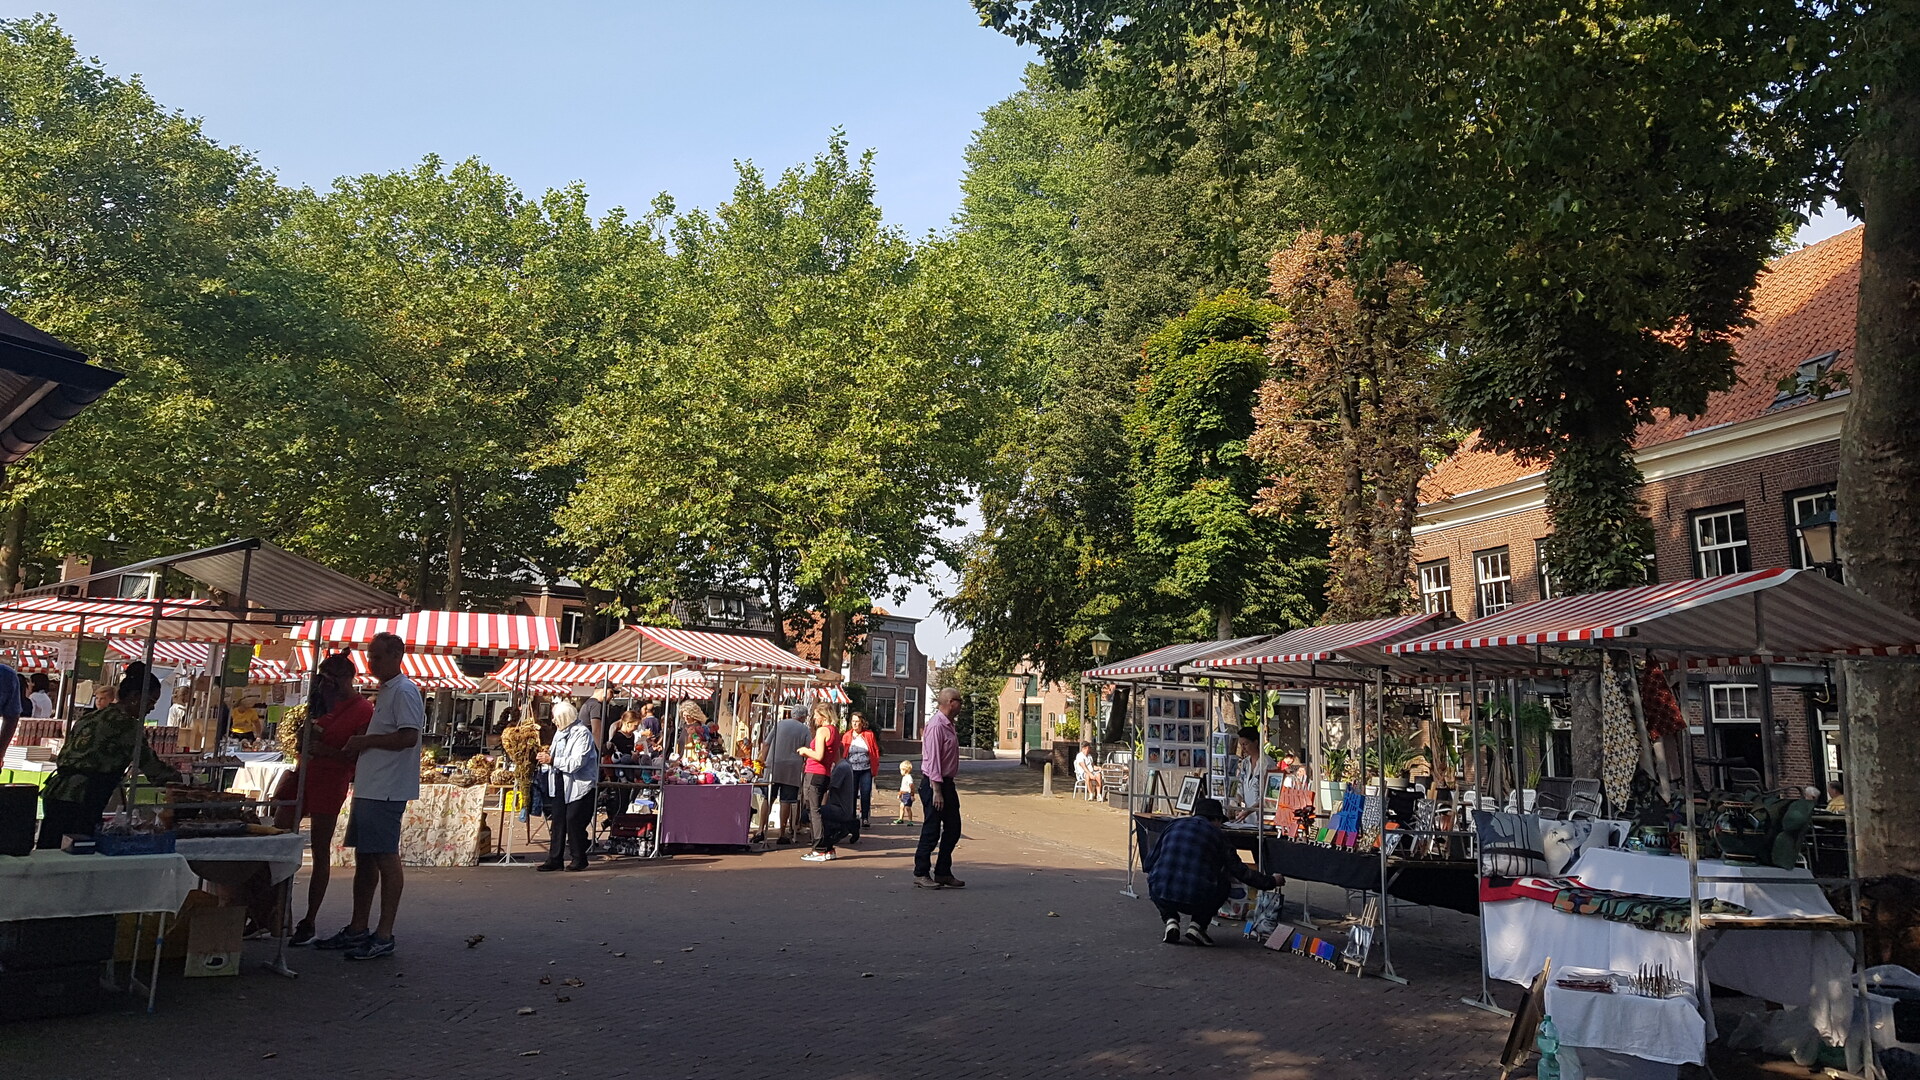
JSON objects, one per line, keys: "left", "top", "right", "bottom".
{"left": 802, "top": 850, "right": 836, "bottom": 862}
{"left": 1162, "top": 918, "right": 1181, "bottom": 945}
{"left": 1183, "top": 922, "right": 1215, "bottom": 947}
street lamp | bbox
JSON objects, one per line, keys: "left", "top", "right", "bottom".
{"left": 1798, "top": 508, "right": 1841, "bottom": 579}
{"left": 1089, "top": 628, "right": 1113, "bottom": 661}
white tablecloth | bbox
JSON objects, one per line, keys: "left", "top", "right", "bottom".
{"left": 1546, "top": 969, "right": 1705, "bottom": 1065}
{"left": 0, "top": 850, "right": 195, "bottom": 921}
{"left": 227, "top": 761, "right": 295, "bottom": 800}
{"left": 1486, "top": 848, "right": 1854, "bottom": 1046}
{"left": 176, "top": 832, "right": 307, "bottom": 884}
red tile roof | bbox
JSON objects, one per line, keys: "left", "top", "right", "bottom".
{"left": 1420, "top": 226, "right": 1861, "bottom": 503}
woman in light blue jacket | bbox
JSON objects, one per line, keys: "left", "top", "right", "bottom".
{"left": 537, "top": 699, "right": 600, "bottom": 872}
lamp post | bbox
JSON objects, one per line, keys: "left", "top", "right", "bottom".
{"left": 1090, "top": 629, "right": 1112, "bottom": 662}
{"left": 1797, "top": 508, "right": 1842, "bottom": 580}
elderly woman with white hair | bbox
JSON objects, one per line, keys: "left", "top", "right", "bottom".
{"left": 537, "top": 698, "right": 600, "bottom": 872}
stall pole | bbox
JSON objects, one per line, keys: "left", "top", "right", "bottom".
{"left": 1508, "top": 677, "right": 1523, "bottom": 811}
{"left": 1461, "top": 659, "right": 1510, "bottom": 1015}
{"left": 1373, "top": 665, "right": 1405, "bottom": 984}
{"left": 1121, "top": 678, "right": 1140, "bottom": 899}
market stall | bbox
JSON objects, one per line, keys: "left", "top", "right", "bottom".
{"left": 1382, "top": 567, "right": 1920, "bottom": 1073}
{"left": 0, "top": 848, "right": 194, "bottom": 1013}
{"left": 571, "top": 625, "right": 834, "bottom": 853}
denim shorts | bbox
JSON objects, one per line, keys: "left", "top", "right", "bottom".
{"left": 345, "top": 798, "right": 407, "bottom": 854}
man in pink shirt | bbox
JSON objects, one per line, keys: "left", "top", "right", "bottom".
{"left": 913, "top": 688, "right": 965, "bottom": 889}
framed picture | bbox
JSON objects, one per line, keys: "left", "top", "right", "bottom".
{"left": 1192, "top": 749, "right": 1206, "bottom": 771}
{"left": 1193, "top": 700, "right": 1207, "bottom": 720}
{"left": 1181, "top": 724, "right": 1195, "bottom": 743}
{"left": 1177, "top": 749, "right": 1191, "bottom": 767}
{"left": 1148, "top": 697, "right": 1162, "bottom": 717}
{"left": 1148, "top": 723, "right": 1162, "bottom": 741}
{"left": 1147, "top": 747, "right": 1161, "bottom": 764}
{"left": 1176, "top": 774, "right": 1203, "bottom": 813}
{"left": 1177, "top": 699, "right": 1192, "bottom": 719}
{"left": 1263, "top": 772, "right": 1287, "bottom": 823}
{"left": 1211, "top": 730, "right": 1231, "bottom": 761}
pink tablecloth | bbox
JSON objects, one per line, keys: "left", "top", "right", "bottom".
{"left": 658, "top": 784, "right": 753, "bottom": 847}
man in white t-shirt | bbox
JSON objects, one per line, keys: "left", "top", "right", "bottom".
{"left": 313, "top": 631, "right": 423, "bottom": 961}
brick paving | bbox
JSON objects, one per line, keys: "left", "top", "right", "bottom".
{"left": 2, "top": 763, "right": 1524, "bottom": 1080}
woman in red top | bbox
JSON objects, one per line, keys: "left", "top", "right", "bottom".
{"left": 796, "top": 703, "right": 841, "bottom": 851}
{"left": 840, "top": 713, "right": 882, "bottom": 829}
{"left": 289, "top": 652, "right": 373, "bottom": 946}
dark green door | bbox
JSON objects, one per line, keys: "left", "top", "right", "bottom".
{"left": 1022, "top": 704, "right": 1042, "bottom": 755}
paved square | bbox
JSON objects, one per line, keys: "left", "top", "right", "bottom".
{"left": 2, "top": 767, "right": 1516, "bottom": 1080}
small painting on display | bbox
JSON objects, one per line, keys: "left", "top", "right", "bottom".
{"left": 1176, "top": 775, "right": 1203, "bottom": 813}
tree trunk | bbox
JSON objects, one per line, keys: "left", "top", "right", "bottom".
{"left": 1569, "top": 671, "right": 1605, "bottom": 790}
{"left": 444, "top": 478, "right": 464, "bottom": 609}
{"left": 0, "top": 496, "right": 25, "bottom": 595}
{"left": 1215, "top": 603, "right": 1234, "bottom": 640}
{"left": 820, "top": 609, "right": 847, "bottom": 675}
{"left": 763, "top": 551, "right": 789, "bottom": 649}
{"left": 1838, "top": 34, "right": 1920, "bottom": 881}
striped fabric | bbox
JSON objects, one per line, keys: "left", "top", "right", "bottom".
{"left": 292, "top": 611, "right": 559, "bottom": 657}
{"left": 627, "top": 625, "right": 824, "bottom": 676}
{"left": 1385, "top": 567, "right": 1920, "bottom": 661}
{"left": 1083, "top": 635, "right": 1279, "bottom": 680}
{"left": 0, "top": 596, "right": 281, "bottom": 643}
{"left": 1197, "top": 613, "right": 1450, "bottom": 669}
{"left": 488, "top": 657, "right": 606, "bottom": 694}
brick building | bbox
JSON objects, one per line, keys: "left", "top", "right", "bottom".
{"left": 994, "top": 666, "right": 1078, "bottom": 753}
{"left": 853, "top": 612, "right": 929, "bottom": 747}
{"left": 1410, "top": 227, "right": 1861, "bottom": 793}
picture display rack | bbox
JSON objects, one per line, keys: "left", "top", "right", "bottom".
{"left": 1141, "top": 690, "right": 1214, "bottom": 790}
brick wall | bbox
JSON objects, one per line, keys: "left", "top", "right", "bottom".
{"left": 1411, "top": 440, "right": 1840, "bottom": 612}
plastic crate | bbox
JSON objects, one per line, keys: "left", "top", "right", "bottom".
{"left": 94, "top": 830, "right": 176, "bottom": 856}
{"left": 0, "top": 916, "right": 117, "bottom": 971}
{"left": 0, "top": 962, "right": 104, "bottom": 1021}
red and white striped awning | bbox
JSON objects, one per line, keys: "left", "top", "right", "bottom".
{"left": 287, "top": 647, "right": 478, "bottom": 690}
{"left": 104, "top": 639, "right": 296, "bottom": 684}
{"left": 1197, "top": 612, "right": 1456, "bottom": 675}
{"left": 0, "top": 595, "right": 282, "bottom": 643}
{"left": 1083, "top": 635, "right": 1281, "bottom": 681}
{"left": 633, "top": 670, "right": 719, "bottom": 699}
{"left": 782, "top": 685, "right": 851, "bottom": 705}
{"left": 1385, "top": 568, "right": 1920, "bottom": 663}
{"left": 486, "top": 657, "right": 604, "bottom": 695}
{"left": 291, "top": 611, "right": 559, "bottom": 657}
{"left": 0, "top": 646, "right": 60, "bottom": 672}
{"left": 571, "top": 625, "right": 824, "bottom": 676}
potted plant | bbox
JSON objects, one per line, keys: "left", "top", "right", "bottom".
{"left": 1320, "top": 747, "right": 1353, "bottom": 810}
{"left": 1364, "top": 728, "right": 1432, "bottom": 791}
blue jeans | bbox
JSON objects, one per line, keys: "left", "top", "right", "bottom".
{"left": 854, "top": 768, "right": 874, "bottom": 822}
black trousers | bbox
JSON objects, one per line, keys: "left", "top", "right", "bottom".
{"left": 1153, "top": 896, "right": 1224, "bottom": 924}
{"left": 545, "top": 793, "right": 593, "bottom": 868}
{"left": 801, "top": 773, "right": 829, "bottom": 847}
{"left": 913, "top": 777, "right": 961, "bottom": 878}
{"left": 814, "top": 807, "right": 857, "bottom": 853}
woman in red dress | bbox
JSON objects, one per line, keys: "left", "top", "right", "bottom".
{"left": 289, "top": 652, "right": 373, "bottom": 946}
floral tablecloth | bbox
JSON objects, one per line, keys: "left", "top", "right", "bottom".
{"left": 329, "top": 783, "right": 487, "bottom": 868}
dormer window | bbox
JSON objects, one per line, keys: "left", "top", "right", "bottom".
{"left": 1773, "top": 351, "right": 1839, "bottom": 405}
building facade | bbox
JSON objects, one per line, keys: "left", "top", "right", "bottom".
{"left": 994, "top": 666, "right": 1078, "bottom": 753}
{"left": 853, "top": 612, "right": 928, "bottom": 746}
{"left": 1410, "top": 228, "right": 1860, "bottom": 793}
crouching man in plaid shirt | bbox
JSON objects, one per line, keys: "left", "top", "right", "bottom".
{"left": 1143, "top": 796, "right": 1279, "bottom": 946}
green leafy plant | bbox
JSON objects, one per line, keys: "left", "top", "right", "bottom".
{"left": 1363, "top": 727, "right": 1432, "bottom": 779}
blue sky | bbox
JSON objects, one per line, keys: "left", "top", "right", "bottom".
{"left": 19, "top": 3, "right": 1862, "bottom": 664}
{"left": 34, "top": 1, "right": 1037, "bottom": 237}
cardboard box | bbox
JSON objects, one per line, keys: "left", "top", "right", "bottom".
{"left": 183, "top": 904, "right": 244, "bottom": 977}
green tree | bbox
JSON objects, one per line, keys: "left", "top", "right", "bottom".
{"left": 1129, "top": 290, "right": 1321, "bottom": 639}
{"left": 276, "top": 158, "right": 667, "bottom": 602}
{"left": 0, "top": 16, "right": 333, "bottom": 580}
{"left": 942, "top": 69, "right": 1322, "bottom": 679}
{"left": 555, "top": 135, "right": 1024, "bottom": 667}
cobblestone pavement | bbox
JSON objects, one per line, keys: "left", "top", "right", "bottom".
{"left": 3, "top": 764, "right": 1523, "bottom": 1080}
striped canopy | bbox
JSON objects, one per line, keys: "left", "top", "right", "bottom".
{"left": 1082, "top": 635, "right": 1279, "bottom": 681}
{"left": 1196, "top": 612, "right": 1455, "bottom": 679}
{"left": 487, "top": 657, "right": 605, "bottom": 694}
{"left": 1384, "top": 568, "right": 1920, "bottom": 664}
{"left": 0, "top": 646, "right": 60, "bottom": 672}
{"left": 0, "top": 595, "right": 281, "bottom": 643}
{"left": 288, "top": 647, "right": 477, "bottom": 690}
{"left": 292, "top": 611, "right": 559, "bottom": 657}
{"left": 571, "top": 625, "right": 825, "bottom": 676}
{"left": 104, "top": 639, "right": 294, "bottom": 684}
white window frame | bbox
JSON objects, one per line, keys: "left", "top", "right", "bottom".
{"left": 1789, "top": 489, "right": 1838, "bottom": 569}
{"left": 894, "top": 640, "right": 910, "bottom": 678}
{"left": 559, "top": 610, "right": 585, "bottom": 648}
{"left": 1709, "top": 683, "right": 1762, "bottom": 723}
{"left": 705, "top": 595, "right": 747, "bottom": 624}
{"left": 1535, "top": 538, "right": 1557, "bottom": 600}
{"left": 1418, "top": 560, "right": 1453, "bottom": 615}
{"left": 870, "top": 637, "right": 887, "bottom": 677}
{"left": 1433, "top": 691, "right": 1462, "bottom": 724}
{"left": 1474, "top": 548, "right": 1512, "bottom": 617}
{"left": 1692, "top": 506, "right": 1752, "bottom": 578}
{"left": 118, "top": 572, "right": 161, "bottom": 600}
